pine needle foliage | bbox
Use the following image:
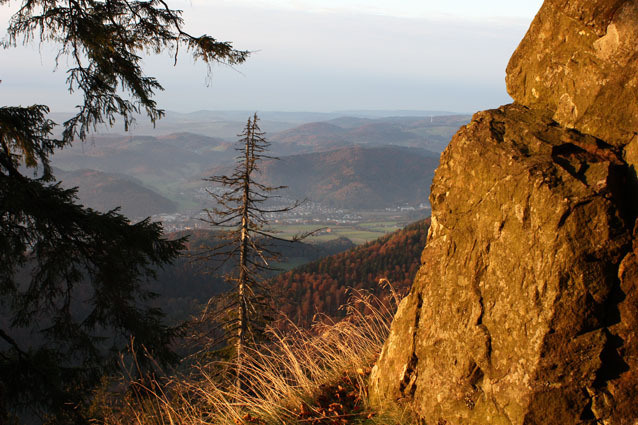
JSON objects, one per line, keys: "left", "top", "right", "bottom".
{"left": 1, "top": 0, "right": 249, "bottom": 143}
{"left": 1, "top": 1, "right": 247, "bottom": 423}
{"left": 0, "top": 101, "right": 184, "bottom": 425}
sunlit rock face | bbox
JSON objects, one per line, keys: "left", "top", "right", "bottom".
{"left": 370, "top": 0, "right": 638, "bottom": 423}
{"left": 506, "top": 0, "right": 638, "bottom": 146}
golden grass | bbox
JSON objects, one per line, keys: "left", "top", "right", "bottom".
{"left": 97, "top": 281, "right": 413, "bottom": 425}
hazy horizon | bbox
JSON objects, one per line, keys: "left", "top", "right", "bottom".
{"left": 48, "top": 107, "right": 469, "bottom": 116}
{"left": 1, "top": 1, "right": 544, "bottom": 114}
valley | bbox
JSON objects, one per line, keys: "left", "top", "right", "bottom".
{"left": 50, "top": 110, "right": 466, "bottom": 243}
{"left": 150, "top": 218, "right": 429, "bottom": 324}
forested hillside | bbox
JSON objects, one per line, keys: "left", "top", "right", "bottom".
{"left": 259, "top": 146, "right": 438, "bottom": 209}
{"left": 152, "top": 230, "right": 355, "bottom": 322}
{"left": 204, "top": 146, "right": 439, "bottom": 210}
{"left": 55, "top": 168, "right": 177, "bottom": 218}
{"left": 272, "top": 219, "right": 430, "bottom": 326}
{"left": 271, "top": 115, "right": 470, "bottom": 153}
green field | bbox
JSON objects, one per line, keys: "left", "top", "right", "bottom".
{"left": 272, "top": 220, "right": 406, "bottom": 245}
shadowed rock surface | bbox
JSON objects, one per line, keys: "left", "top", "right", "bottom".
{"left": 370, "top": 1, "right": 638, "bottom": 423}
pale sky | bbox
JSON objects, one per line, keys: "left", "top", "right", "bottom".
{"left": 0, "top": 0, "right": 544, "bottom": 114}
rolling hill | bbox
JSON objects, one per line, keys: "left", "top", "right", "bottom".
{"left": 150, "top": 219, "right": 429, "bottom": 325}
{"left": 271, "top": 219, "right": 430, "bottom": 327}
{"left": 52, "top": 132, "right": 233, "bottom": 175}
{"left": 54, "top": 168, "right": 178, "bottom": 218}
{"left": 270, "top": 114, "right": 470, "bottom": 153}
{"left": 270, "top": 122, "right": 350, "bottom": 152}
{"left": 51, "top": 132, "right": 235, "bottom": 208}
{"left": 150, "top": 230, "right": 356, "bottom": 322}
{"left": 49, "top": 113, "right": 465, "bottom": 213}
{"left": 205, "top": 145, "right": 440, "bottom": 210}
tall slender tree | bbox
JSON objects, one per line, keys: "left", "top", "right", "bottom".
{"left": 202, "top": 113, "right": 308, "bottom": 385}
{"left": 1, "top": 1, "right": 247, "bottom": 423}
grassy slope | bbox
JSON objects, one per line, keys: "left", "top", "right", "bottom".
{"left": 97, "top": 289, "right": 417, "bottom": 425}
{"left": 95, "top": 220, "right": 432, "bottom": 425}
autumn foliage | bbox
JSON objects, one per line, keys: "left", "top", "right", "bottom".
{"left": 272, "top": 219, "right": 430, "bottom": 327}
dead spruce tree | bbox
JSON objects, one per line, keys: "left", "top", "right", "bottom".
{"left": 202, "top": 113, "right": 309, "bottom": 386}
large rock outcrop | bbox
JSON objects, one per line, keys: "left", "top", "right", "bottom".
{"left": 370, "top": 1, "right": 638, "bottom": 423}
{"left": 506, "top": 0, "right": 638, "bottom": 146}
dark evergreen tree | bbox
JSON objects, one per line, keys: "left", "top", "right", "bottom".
{"left": 201, "top": 113, "right": 309, "bottom": 387}
{"left": 0, "top": 1, "right": 247, "bottom": 423}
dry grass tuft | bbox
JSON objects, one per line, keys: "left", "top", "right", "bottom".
{"left": 97, "top": 282, "right": 413, "bottom": 425}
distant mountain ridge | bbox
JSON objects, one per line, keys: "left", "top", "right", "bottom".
{"left": 207, "top": 145, "right": 440, "bottom": 210}
{"left": 50, "top": 113, "right": 465, "bottom": 213}
{"left": 270, "top": 114, "right": 470, "bottom": 154}
{"left": 49, "top": 109, "right": 465, "bottom": 140}
{"left": 51, "top": 132, "right": 236, "bottom": 208}
{"left": 54, "top": 168, "right": 178, "bottom": 218}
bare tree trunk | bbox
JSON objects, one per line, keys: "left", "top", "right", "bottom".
{"left": 204, "top": 112, "right": 309, "bottom": 392}
{"left": 236, "top": 118, "right": 252, "bottom": 390}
